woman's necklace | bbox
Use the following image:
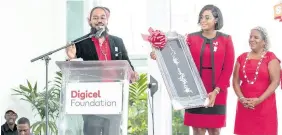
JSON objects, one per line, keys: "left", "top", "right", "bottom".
{"left": 242, "top": 51, "right": 267, "bottom": 84}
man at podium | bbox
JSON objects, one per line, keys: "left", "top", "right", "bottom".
{"left": 66, "top": 6, "right": 137, "bottom": 135}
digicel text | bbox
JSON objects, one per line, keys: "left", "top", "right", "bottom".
{"left": 71, "top": 90, "right": 101, "bottom": 100}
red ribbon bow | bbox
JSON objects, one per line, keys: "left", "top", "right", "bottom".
{"left": 141, "top": 27, "right": 167, "bottom": 49}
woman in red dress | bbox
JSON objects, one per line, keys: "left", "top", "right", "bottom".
{"left": 150, "top": 5, "right": 235, "bottom": 135}
{"left": 233, "top": 26, "right": 281, "bottom": 135}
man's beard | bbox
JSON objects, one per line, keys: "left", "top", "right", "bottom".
{"left": 91, "top": 26, "right": 109, "bottom": 38}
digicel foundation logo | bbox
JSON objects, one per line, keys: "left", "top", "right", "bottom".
{"left": 70, "top": 90, "right": 117, "bottom": 107}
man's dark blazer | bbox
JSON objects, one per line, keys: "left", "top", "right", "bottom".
{"left": 74, "top": 34, "right": 135, "bottom": 135}
{"left": 74, "top": 34, "right": 134, "bottom": 71}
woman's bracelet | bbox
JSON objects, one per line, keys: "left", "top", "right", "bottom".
{"left": 214, "top": 89, "right": 220, "bottom": 94}
{"left": 239, "top": 96, "right": 245, "bottom": 100}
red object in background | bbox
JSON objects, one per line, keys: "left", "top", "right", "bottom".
{"left": 274, "top": 3, "right": 282, "bottom": 22}
{"left": 141, "top": 27, "right": 167, "bottom": 49}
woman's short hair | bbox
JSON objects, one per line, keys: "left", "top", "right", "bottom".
{"left": 198, "top": 4, "right": 224, "bottom": 30}
{"left": 251, "top": 26, "right": 270, "bottom": 50}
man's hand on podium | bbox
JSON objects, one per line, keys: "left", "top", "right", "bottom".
{"left": 66, "top": 43, "right": 76, "bottom": 60}
{"left": 130, "top": 71, "right": 139, "bottom": 83}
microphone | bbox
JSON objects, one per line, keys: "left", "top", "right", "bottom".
{"left": 71, "top": 33, "right": 95, "bottom": 44}
{"left": 94, "top": 26, "right": 105, "bottom": 38}
{"left": 69, "top": 26, "right": 105, "bottom": 45}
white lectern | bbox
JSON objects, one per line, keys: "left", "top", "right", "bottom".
{"left": 56, "top": 60, "right": 133, "bottom": 135}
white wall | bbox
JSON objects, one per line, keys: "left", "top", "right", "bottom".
{"left": 146, "top": 0, "right": 173, "bottom": 134}
{"left": 0, "top": 0, "right": 66, "bottom": 124}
